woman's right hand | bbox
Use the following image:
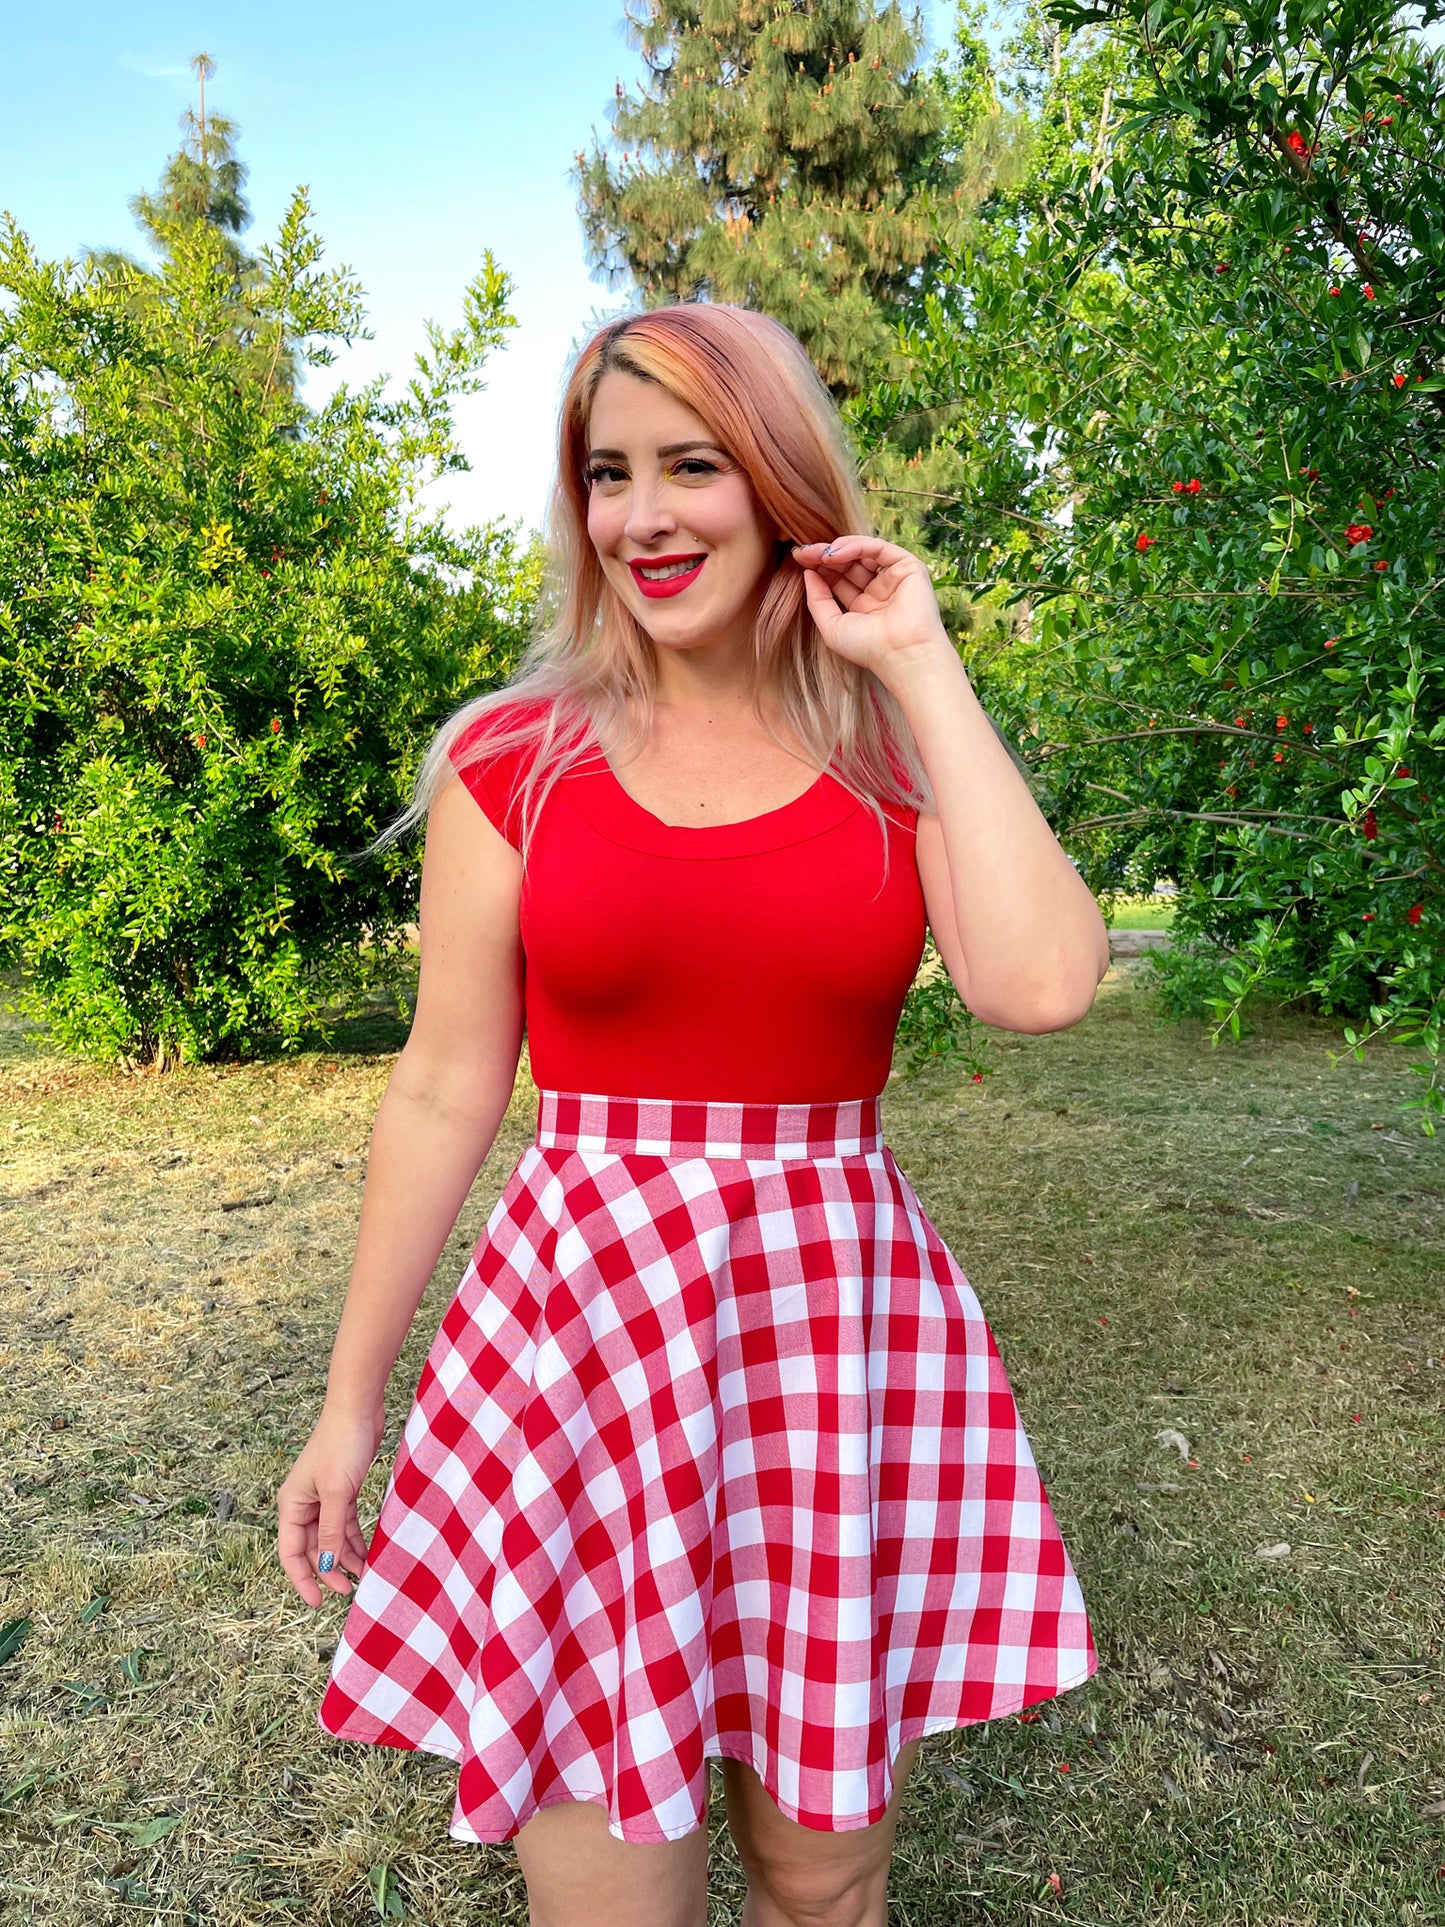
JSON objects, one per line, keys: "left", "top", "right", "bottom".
{"left": 276, "top": 1403, "right": 387, "bottom": 1608}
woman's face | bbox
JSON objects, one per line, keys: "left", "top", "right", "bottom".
{"left": 584, "top": 369, "right": 778, "bottom": 658}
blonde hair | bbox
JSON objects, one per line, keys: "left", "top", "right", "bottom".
{"left": 378, "top": 302, "right": 936, "bottom": 880}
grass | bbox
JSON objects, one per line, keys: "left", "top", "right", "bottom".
{"left": 1, "top": 957, "right": 1441, "bottom": 1926}
{"left": 1101, "top": 892, "right": 1178, "bottom": 932}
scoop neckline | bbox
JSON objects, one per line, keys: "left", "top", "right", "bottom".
{"left": 568, "top": 752, "right": 864, "bottom": 858}
{"left": 603, "top": 757, "right": 830, "bottom": 830}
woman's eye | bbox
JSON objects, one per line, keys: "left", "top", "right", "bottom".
{"left": 585, "top": 464, "right": 627, "bottom": 487}
{"left": 673, "top": 458, "right": 719, "bottom": 478}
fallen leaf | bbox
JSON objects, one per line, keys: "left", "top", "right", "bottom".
{"left": 1255, "top": 1541, "right": 1292, "bottom": 1559}
{"left": 1155, "top": 1427, "right": 1192, "bottom": 1459}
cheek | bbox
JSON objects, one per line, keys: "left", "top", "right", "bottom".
{"left": 586, "top": 493, "right": 621, "bottom": 553}
{"left": 699, "top": 484, "right": 772, "bottom": 559}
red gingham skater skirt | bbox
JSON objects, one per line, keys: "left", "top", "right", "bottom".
{"left": 317, "top": 1088, "right": 1098, "bottom": 1844}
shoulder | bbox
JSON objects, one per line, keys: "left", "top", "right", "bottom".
{"left": 447, "top": 693, "right": 557, "bottom": 850}
{"left": 450, "top": 692, "right": 554, "bottom": 769}
{"left": 875, "top": 728, "right": 921, "bottom": 829}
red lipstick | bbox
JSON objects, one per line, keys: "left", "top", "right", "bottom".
{"left": 627, "top": 553, "right": 707, "bottom": 599}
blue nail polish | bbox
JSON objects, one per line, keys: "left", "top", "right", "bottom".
{"left": 317, "top": 1550, "right": 335, "bottom": 1574}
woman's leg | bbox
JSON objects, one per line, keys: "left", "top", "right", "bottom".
{"left": 720, "top": 1739, "right": 924, "bottom": 1927}
{"left": 511, "top": 1795, "right": 710, "bottom": 1927}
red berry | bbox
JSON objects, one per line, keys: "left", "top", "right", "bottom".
{"left": 1362, "top": 911, "right": 1376, "bottom": 922}
{"left": 1136, "top": 532, "right": 1156, "bottom": 551}
{"left": 1407, "top": 904, "right": 1423, "bottom": 925}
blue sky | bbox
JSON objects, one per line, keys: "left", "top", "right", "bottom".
{"left": 1, "top": 1, "right": 962, "bottom": 540}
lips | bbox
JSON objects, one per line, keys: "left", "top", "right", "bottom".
{"left": 627, "top": 553, "right": 707, "bottom": 599}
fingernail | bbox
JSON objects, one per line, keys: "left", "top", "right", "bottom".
{"left": 317, "top": 1550, "right": 336, "bottom": 1574}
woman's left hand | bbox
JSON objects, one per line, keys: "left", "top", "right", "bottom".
{"left": 792, "top": 535, "right": 953, "bottom": 684}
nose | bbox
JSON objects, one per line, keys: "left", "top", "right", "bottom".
{"left": 622, "top": 470, "right": 678, "bottom": 548}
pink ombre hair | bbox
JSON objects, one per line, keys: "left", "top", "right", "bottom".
{"left": 378, "top": 303, "right": 935, "bottom": 879}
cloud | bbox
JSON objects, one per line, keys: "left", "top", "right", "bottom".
{"left": 118, "top": 54, "right": 196, "bottom": 82}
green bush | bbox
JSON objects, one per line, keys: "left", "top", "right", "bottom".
{"left": 0, "top": 189, "right": 540, "bottom": 1066}
{"left": 862, "top": 0, "right": 1445, "bottom": 1130}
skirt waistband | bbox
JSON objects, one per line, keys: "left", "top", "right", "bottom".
{"left": 535, "top": 1089, "right": 884, "bottom": 1160}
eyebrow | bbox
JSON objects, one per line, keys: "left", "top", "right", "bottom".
{"left": 585, "top": 439, "right": 728, "bottom": 460}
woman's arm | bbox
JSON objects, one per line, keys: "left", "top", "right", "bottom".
{"left": 793, "top": 534, "right": 1111, "bottom": 1034}
{"left": 320, "top": 772, "right": 526, "bottom": 1427}
{"left": 895, "top": 653, "right": 1110, "bottom": 1033}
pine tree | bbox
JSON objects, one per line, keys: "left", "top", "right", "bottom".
{"left": 130, "top": 53, "right": 254, "bottom": 270}
{"left": 575, "top": 1, "right": 962, "bottom": 397}
{"left": 90, "top": 54, "right": 301, "bottom": 394}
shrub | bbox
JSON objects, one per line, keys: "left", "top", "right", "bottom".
{"left": 0, "top": 191, "right": 540, "bottom": 1065}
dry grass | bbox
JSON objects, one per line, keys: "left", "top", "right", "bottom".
{"left": 1, "top": 960, "right": 1442, "bottom": 1926}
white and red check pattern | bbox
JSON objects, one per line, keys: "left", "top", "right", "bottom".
{"left": 318, "top": 1088, "right": 1098, "bottom": 1845}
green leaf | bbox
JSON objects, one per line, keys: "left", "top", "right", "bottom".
{"left": 0, "top": 1619, "right": 32, "bottom": 1667}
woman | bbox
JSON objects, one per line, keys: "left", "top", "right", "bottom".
{"left": 277, "top": 302, "right": 1109, "bottom": 1927}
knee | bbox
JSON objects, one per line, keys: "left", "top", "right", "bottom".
{"left": 741, "top": 1852, "right": 886, "bottom": 1927}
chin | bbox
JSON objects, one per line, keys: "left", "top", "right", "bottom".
{"left": 633, "top": 599, "right": 728, "bottom": 640}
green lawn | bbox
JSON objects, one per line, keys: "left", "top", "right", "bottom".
{"left": 1, "top": 957, "right": 1441, "bottom": 1926}
{"left": 1102, "top": 892, "right": 1178, "bottom": 931}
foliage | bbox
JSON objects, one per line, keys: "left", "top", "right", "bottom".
{"left": 576, "top": 0, "right": 981, "bottom": 396}
{"left": 862, "top": 0, "right": 1445, "bottom": 1131}
{"left": 851, "top": 4, "right": 1041, "bottom": 637}
{"left": 85, "top": 51, "right": 301, "bottom": 396}
{"left": 0, "top": 164, "right": 540, "bottom": 1068}
{"left": 894, "top": 957, "right": 994, "bottom": 1080}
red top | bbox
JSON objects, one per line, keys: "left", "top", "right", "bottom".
{"left": 448, "top": 697, "right": 927, "bottom": 1103}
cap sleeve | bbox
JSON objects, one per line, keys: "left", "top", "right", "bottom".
{"left": 449, "top": 698, "right": 548, "bottom": 851}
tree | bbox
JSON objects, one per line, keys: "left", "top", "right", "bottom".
{"left": 867, "top": 0, "right": 1445, "bottom": 1130}
{"left": 130, "top": 53, "right": 253, "bottom": 259}
{"left": 0, "top": 153, "right": 540, "bottom": 1067}
{"left": 87, "top": 53, "right": 303, "bottom": 395}
{"left": 575, "top": 0, "right": 964, "bottom": 396}
{"left": 844, "top": 3, "right": 1047, "bottom": 632}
